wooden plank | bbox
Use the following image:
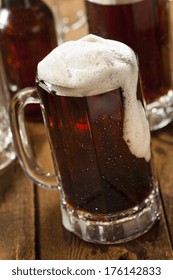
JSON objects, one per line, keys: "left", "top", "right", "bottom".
{"left": 31, "top": 122, "right": 173, "bottom": 260}
{"left": 0, "top": 160, "right": 35, "bottom": 260}
{"left": 152, "top": 122, "right": 173, "bottom": 246}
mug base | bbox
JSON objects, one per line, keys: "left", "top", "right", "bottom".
{"left": 61, "top": 188, "right": 160, "bottom": 244}
{"left": 147, "top": 90, "right": 173, "bottom": 131}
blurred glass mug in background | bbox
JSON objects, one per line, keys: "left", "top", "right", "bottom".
{"left": 85, "top": 0, "right": 173, "bottom": 131}
{"left": 0, "top": 54, "right": 15, "bottom": 171}
{"left": 48, "top": 0, "right": 87, "bottom": 43}
{"left": 9, "top": 35, "right": 160, "bottom": 244}
{"left": 0, "top": 0, "right": 58, "bottom": 122}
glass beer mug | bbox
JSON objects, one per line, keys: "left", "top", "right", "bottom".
{"left": 9, "top": 35, "right": 160, "bottom": 244}
{"left": 48, "top": 0, "right": 87, "bottom": 44}
{"left": 85, "top": 0, "right": 173, "bottom": 131}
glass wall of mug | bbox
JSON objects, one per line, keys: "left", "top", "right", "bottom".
{"left": 9, "top": 36, "right": 160, "bottom": 243}
{"left": 44, "top": 0, "right": 87, "bottom": 43}
{"left": 85, "top": 0, "right": 173, "bottom": 131}
{"left": 0, "top": 53, "right": 16, "bottom": 170}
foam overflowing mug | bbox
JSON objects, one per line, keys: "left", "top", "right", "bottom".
{"left": 9, "top": 35, "right": 160, "bottom": 244}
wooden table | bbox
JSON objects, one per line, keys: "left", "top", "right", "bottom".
{"left": 0, "top": 119, "right": 173, "bottom": 260}
{"left": 1, "top": 0, "right": 173, "bottom": 261}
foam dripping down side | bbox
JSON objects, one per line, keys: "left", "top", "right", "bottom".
{"left": 37, "top": 34, "right": 151, "bottom": 162}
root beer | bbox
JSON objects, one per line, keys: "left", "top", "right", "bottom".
{"left": 85, "top": 0, "right": 172, "bottom": 104}
{"left": 37, "top": 34, "right": 157, "bottom": 215}
{"left": 0, "top": 0, "right": 57, "bottom": 121}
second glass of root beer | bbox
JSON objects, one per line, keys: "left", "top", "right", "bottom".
{"left": 9, "top": 34, "right": 160, "bottom": 244}
{"left": 85, "top": 0, "right": 173, "bottom": 131}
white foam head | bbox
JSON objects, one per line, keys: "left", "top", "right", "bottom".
{"left": 37, "top": 34, "right": 151, "bottom": 161}
{"left": 38, "top": 34, "right": 138, "bottom": 97}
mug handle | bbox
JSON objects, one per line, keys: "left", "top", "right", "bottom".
{"left": 9, "top": 87, "right": 58, "bottom": 190}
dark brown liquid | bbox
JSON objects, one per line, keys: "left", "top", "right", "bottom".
{"left": 0, "top": 0, "right": 57, "bottom": 121}
{"left": 37, "top": 80, "right": 155, "bottom": 215}
{"left": 85, "top": 0, "right": 171, "bottom": 104}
